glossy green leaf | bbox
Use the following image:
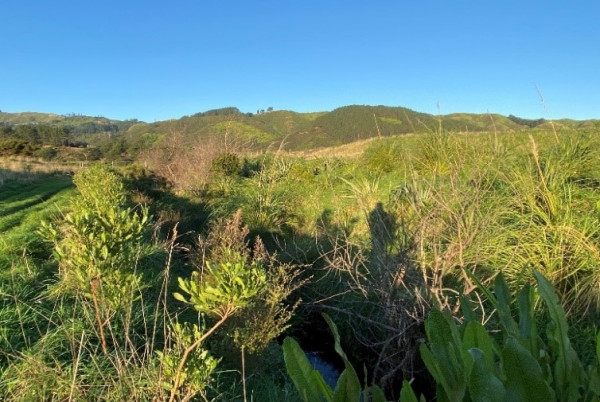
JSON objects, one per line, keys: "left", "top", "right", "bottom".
{"left": 367, "top": 385, "right": 388, "bottom": 402}
{"left": 423, "top": 309, "right": 465, "bottom": 401}
{"left": 463, "top": 321, "right": 494, "bottom": 372}
{"left": 494, "top": 274, "right": 518, "bottom": 337}
{"left": 173, "top": 292, "right": 186, "bottom": 303}
{"left": 597, "top": 332, "right": 600, "bottom": 371}
{"left": 322, "top": 315, "right": 354, "bottom": 370}
{"left": 516, "top": 284, "right": 538, "bottom": 354}
{"left": 399, "top": 380, "right": 419, "bottom": 402}
{"left": 333, "top": 370, "right": 360, "bottom": 402}
{"left": 502, "top": 337, "right": 553, "bottom": 402}
{"left": 283, "top": 337, "right": 330, "bottom": 402}
{"left": 534, "top": 270, "right": 583, "bottom": 399}
{"left": 467, "top": 348, "right": 506, "bottom": 402}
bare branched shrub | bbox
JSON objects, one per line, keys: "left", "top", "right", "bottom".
{"left": 315, "top": 208, "right": 429, "bottom": 395}
{"left": 139, "top": 129, "right": 245, "bottom": 193}
{"left": 312, "top": 139, "right": 507, "bottom": 394}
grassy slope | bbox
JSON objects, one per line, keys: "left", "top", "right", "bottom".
{"left": 0, "top": 112, "right": 132, "bottom": 127}
{"left": 442, "top": 113, "right": 523, "bottom": 131}
{"left": 6, "top": 107, "right": 598, "bottom": 156}
{"left": 127, "top": 105, "right": 596, "bottom": 154}
{"left": 537, "top": 119, "right": 600, "bottom": 131}
{"left": 0, "top": 112, "right": 64, "bottom": 125}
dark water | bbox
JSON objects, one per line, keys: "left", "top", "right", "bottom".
{"left": 306, "top": 352, "right": 340, "bottom": 389}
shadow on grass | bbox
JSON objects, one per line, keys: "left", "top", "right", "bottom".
{"left": 0, "top": 174, "right": 73, "bottom": 218}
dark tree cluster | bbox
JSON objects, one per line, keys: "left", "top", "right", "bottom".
{"left": 62, "top": 118, "right": 138, "bottom": 135}
{"left": 0, "top": 139, "right": 38, "bottom": 156}
{"left": 66, "top": 122, "right": 120, "bottom": 135}
{"left": 508, "top": 114, "right": 546, "bottom": 128}
{"left": 0, "top": 124, "right": 72, "bottom": 146}
{"left": 255, "top": 107, "right": 274, "bottom": 115}
{"left": 193, "top": 107, "right": 242, "bottom": 117}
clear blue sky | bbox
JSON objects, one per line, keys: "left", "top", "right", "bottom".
{"left": 1, "top": 1, "right": 598, "bottom": 122}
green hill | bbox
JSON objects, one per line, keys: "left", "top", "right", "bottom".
{"left": 0, "top": 111, "right": 64, "bottom": 125}
{"left": 536, "top": 119, "right": 600, "bottom": 131}
{"left": 3, "top": 106, "right": 598, "bottom": 155}
{"left": 125, "top": 108, "right": 311, "bottom": 151}
{"left": 126, "top": 105, "right": 518, "bottom": 152}
{"left": 137, "top": 105, "right": 593, "bottom": 152}
{"left": 286, "top": 105, "right": 436, "bottom": 148}
{"left": 0, "top": 112, "right": 139, "bottom": 136}
{"left": 444, "top": 113, "right": 523, "bottom": 132}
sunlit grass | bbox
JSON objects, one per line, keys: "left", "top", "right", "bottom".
{"left": 0, "top": 175, "right": 74, "bottom": 268}
{"left": 2, "top": 127, "right": 600, "bottom": 398}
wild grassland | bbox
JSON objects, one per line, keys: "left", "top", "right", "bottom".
{"left": 199, "top": 127, "right": 600, "bottom": 394}
{"left": 0, "top": 156, "right": 87, "bottom": 181}
{"left": 0, "top": 167, "right": 304, "bottom": 400}
{"left": 1, "top": 127, "right": 600, "bottom": 400}
{"left": 0, "top": 174, "right": 75, "bottom": 391}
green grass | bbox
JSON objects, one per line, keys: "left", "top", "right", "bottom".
{"left": 0, "top": 174, "right": 74, "bottom": 268}
{"left": 211, "top": 121, "right": 276, "bottom": 144}
{"left": 2, "top": 126, "right": 600, "bottom": 399}
{"left": 0, "top": 174, "right": 75, "bottom": 379}
{"left": 199, "top": 128, "right": 600, "bottom": 322}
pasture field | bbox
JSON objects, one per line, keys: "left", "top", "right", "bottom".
{"left": 0, "top": 173, "right": 74, "bottom": 267}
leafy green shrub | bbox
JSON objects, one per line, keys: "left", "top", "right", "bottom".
{"left": 240, "top": 156, "right": 261, "bottom": 178}
{"left": 287, "top": 158, "right": 321, "bottom": 183}
{"left": 194, "top": 211, "right": 306, "bottom": 354}
{"left": 84, "top": 146, "right": 103, "bottom": 161}
{"left": 0, "top": 165, "right": 168, "bottom": 400}
{"left": 34, "top": 147, "right": 58, "bottom": 160}
{"left": 0, "top": 139, "right": 38, "bottom": 156}
{"left": 161, "top": 257, "right": 267, "bottom": 401}
{"left": 101, "top": 137, "right": 127, "bottom": 160}
{"left": 40, "top": 164, "right": 152, "bottom": 352}
{"left": 175, "top": 259, "right": 267, "bottom": 318}
{"left": 211, "top": 157, "right": 298, "bottom": 234}
{"left": 162, "top": 211, "right": 306, "bottom": 400}
{"left": 362, "top": 139, "right": 404, "bottom": 175}
{"left": 418, "top": 271, "right": 600, "bottom": 401}
{"left": 211, "top": 152, "right": 241, "bottom": 176}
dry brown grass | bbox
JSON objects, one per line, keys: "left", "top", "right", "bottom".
{"left": 284, "top": 133, "right": 420, "bottom": 159}
{"left": 285, "top": 137, "right": 380, "bottom": 159}
{"left": 0, "top": 157, "right": 86, "bottom": 185}
{"left": 0, "top": 156, "right": 87, "bottom": 173}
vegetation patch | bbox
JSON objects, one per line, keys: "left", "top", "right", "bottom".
{"left": 2, "top": 123, "right": 600, "bottom": 400}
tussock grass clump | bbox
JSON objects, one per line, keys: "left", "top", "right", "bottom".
{"left": 287, "top": 129, "right": 600, "bottom": 395}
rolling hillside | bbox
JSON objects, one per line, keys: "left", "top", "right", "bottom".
{"left": 3, "top": 106, "right": 598, "bottom": 154}
{"left": 0, "top": 112, "right": 139, "bottom": 136}
{"left": 123, "top": 105, "right": 561, "bottom": 152}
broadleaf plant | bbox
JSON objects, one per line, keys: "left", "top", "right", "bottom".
{"left": 418, "top": 270, "right": 600, "bottom": 401}
{"left": 284, "top": 313, "right": 398, "bottom": 402}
